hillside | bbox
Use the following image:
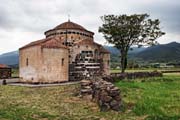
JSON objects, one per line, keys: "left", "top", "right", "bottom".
{"left": 135, "top": 42, "right": 180, "bottom": 62}
{"left": 0, "top": 51, "right": 19, "bottom": 66}
{"left": 0, "top": 42, "right": 180, "bottom": 66}
{"left": 104, "top": 46, "right": 146, "bottom": 63}
{"left": 105, "top": 42, "right": 180, "bottom": 63}
{"left": 104, "top": 46, "right": 146, "bottom": 55}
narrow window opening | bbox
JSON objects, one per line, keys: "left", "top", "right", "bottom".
{"left": 107, "top": 60, "right": 110, "bottom": 66}
{"left": 26, "top": 58, "right": 29, "bottom": 66}
{"left": 61, "top": 58, "right": 64, "bottom": 66}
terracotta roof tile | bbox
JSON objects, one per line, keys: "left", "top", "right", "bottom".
{"left": 19, "top": 39, "right": 47, "bottom": 50}
{"left": 19, "top": 37, "right": 68, "bottom": 50}
{"left": 0, "top": 64, "right": 10, "bottom": 68}
{"left": 54, "top": 21, "right": 86, "bottom": 31}
{"left": 45, "top": 21, "right": 94, "bottom": 35}
{"left": 41, "top": 39, "right": 68, "bottom": 49}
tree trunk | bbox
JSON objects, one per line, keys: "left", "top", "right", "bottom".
{"left": 120, "top": 50, "right": 126, "bottom": 73}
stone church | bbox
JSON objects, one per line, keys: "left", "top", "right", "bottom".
{"left": 19, "top": 20, "right": 110, "bottom": 83}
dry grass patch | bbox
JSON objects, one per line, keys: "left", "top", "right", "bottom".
{"left": 0, "top": 84, "right": 141, "bottom": 120}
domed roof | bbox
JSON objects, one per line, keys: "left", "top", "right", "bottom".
{"left": 54, "top": 21, "right": 86, "bottom": 31}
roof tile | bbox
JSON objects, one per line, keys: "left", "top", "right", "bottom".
{"left": 19, "top": 37, "right": 68, "bottom": 50}
{"left": 0, "top": 64, "right": 10, "bottom": 68}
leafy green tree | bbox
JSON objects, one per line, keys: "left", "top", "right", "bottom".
{"left": 99, "top": 14, "right": 165, "bottom": 73}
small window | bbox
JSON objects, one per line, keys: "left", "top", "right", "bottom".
{"left": 107, "top": 60, "right": 110, "bottom": 66}
{"left": 26, "top": 58, "right": 29, "bottom": 66}
{"left": 86, "top": 45, "right": 88, "bottom": 48}
{"left": 61, "top": 58, "right": 64, "bottom": 66}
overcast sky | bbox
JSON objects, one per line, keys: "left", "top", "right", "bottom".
{"left": 0, "top": 0, "right": 180, "bottom": 54}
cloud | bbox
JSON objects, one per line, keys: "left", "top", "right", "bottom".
{"left": 0, "top": 0, "right": 180, "bottom": 54}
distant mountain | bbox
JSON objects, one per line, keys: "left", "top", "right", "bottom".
{"left": 104, "top": 46, "right": 146, "bottom": 63}
{"left": 104, "top": 46, "right": 146, "bottom": 55}
{"left": 0, "top": 42, "right": 179, "bottom": 66}
{"left": 105, "top": 42, "right": 180, "bottom": 63}
{"left": 134, "top": 42, "right": 180, "bottom": 62}
{"left": 104, "top": 46, "right": 120, "bottom": 55}
{"left": 0, "top": 51, "right": 19, "bottom": 66}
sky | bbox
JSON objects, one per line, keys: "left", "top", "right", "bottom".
{"left": 0, "top": 0, "right": 180, "bottom": 54}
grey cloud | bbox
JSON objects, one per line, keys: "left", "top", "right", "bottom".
{"left": 131, "top": 0, "right": 180, "bottom": 34}
{"left": 0, "top": 0, "right": 180, "bottom": 42}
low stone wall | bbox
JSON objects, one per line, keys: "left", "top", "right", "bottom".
{"left": 103, "top": 71, "right": 163, "bottom": 82}
{"left": 161, "top": 70, "right": 180, "bottom": 73}
{"left": 80, "top": 78, "right": 122, "bottom": 111}
{"left": 0, "top": 68, "right": 11, "bottom": 79}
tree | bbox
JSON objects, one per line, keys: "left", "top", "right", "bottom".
{"left": 99, "top": 14, "right": 165, "bottom": 73}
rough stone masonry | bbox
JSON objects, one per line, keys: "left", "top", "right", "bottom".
{"left": 80, "top": 78, "right": 123, "bottom": 111}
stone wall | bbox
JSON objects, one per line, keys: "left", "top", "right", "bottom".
{"left": 102, "top": 53, "right": 110, "bottom": 75}
{"left": 19, "top": 46, "right": 69, "bottom": 83}
{"left": 0, "top": 68, "right": 11, "bottom": 79}
{"left": 80, "top": 78, "right": 123, "bottom": 111}
{"left": 69, "top": 41, "right": 110, "bottom": 81}
{"left": 19, "top": 46, "right": 42, "bottom": 82}
{"left": 40, "top": 48, "right": 69, "bottom": 83}
{"left": 45, "top": 29, "right": 94, "bottom": 40}
{"left": 103, "top": 71, "right": 163, "bottom": 82}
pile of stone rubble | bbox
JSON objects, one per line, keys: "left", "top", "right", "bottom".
{"left": 80, "top": 78, "right": 123, "bottom": 111}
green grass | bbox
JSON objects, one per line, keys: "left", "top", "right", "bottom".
{"left": 11, "top": 69, "right": 19, "bottom": 78}
{"left": 0, "top": 74, "right": 180, "bottom": 119}
{"left": 111, "top": 68, "right": 180, "bottom": 73}
{"left": 0, "top": 84, "right": 142, "bottom": 120}
{"left": 11, "top": 68, "right": 180, "bottom": 77}
{"left": 115, "top": 74, "right": 180, "bottom": 119}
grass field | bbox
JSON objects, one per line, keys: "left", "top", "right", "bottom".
{"left": 0, "top": 73, "right": 180, "bottom": 120}
{"left": 11, "top": 68, "right": 180, "bottom": 77}
{"left": 11, "top": 69, "right": 19, "bottom": 78}
{"left": 0, "top": 84, "right": 140, "bottom": 120}
{"left": 115, "top": 74, "right": 180, "bottom": 119}
{"left": 111, "top": 68, "right": 180, "bottom": 73}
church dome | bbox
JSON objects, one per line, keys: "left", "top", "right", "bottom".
{"left": 44, "top": 20, "right": 94, "bottom": 38}
{"left": 54, "top": 21, "right": 87, "bottom": 31}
